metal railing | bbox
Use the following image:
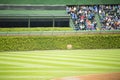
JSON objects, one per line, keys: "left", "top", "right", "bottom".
{"left": 0, "top": 30, "right": 120, "bottom": 36}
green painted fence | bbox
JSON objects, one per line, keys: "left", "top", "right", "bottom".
{"left": 0, "top": 0, "right": 120, "bottom": 5}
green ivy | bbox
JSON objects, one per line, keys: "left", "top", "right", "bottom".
{"left": 0, "top": 34, "right": 120, "bottom": 51}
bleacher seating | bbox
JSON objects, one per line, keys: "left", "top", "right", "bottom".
{"left": 99, "top": 5, "right": 120, "bottom": 30}
{"left": 0, "top": 0, "right": 120, "bottom": 30}
{"left": 66, "top": 5, "right": 120, "bottom": 30}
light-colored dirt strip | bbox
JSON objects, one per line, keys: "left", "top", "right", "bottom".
{"left": 52, "top": 72, "right": 120, "bottom": 80}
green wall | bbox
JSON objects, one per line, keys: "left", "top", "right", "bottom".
{"left": 0, "top": 0, "right": 120, "bottom": 5}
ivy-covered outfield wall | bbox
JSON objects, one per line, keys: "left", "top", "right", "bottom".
{"left": 0, "top": 34, "right": 120, "bottom": 51}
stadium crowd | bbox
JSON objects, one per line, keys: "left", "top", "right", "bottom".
{"left": 99, "top": 5, "right": 120, "bottom": 30}
{"left": 66, "top": 5, "right": 120, "bottom": 30}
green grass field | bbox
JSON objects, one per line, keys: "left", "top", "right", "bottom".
{"left": 0, "top": 49, "right": 120, "bottom": 80}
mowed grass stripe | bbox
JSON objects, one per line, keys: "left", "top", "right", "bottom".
{"left": 0, "top": 68, "right": 119, "bottom": 72}
{"left": 4, "top": 52, "right": 120, "bottom": 58}
{"left": 0, "top": 66, "right": 119, "bottom": 73}
{"left": 0, "top": 53, "right": 119, "bottom": 67}
{"left": 0, "top": 56, "right": 119, "bottom": 68}
{"left": 0, "top": 59, "right": 54, "bottom": 68}
{"left": 0, "top": 63, "right": 18, "bottom": 67}
{"left": 1, "top": 49, "right": 120, "bottom": 57}
{"left": 0, "top": 71, "right": 117, "bottom": 76}
{"left": 1, "top": 50, "right": 120, "bottom": 61}
{"left": 0, "top": 55, "right": 120, "bottom": 68}
{"left": 0, "top": 62, "right": 55, "bottom": 68}
{"left": 37, "top": 53, "right": 120, "bottom": 59}
{"left": 0, "top": 51, "right": 119, "bottom": 63}
{"left": 0, "top": 57, "right": 86, "bottom": 67}
{"left": 0, "top": 76, "right": 53, "bottom": 80}
{"left": 0, "top": 57, "right": 113, "bottom": 68}
{"left": 0, "top": 67, "right": 120, "bottom": 70}
{"left": 0, "top": 53, "right": 119, "bottom": 62}
{"left": 0, "top": 55, "right": 119, "bottom": 65}
{"left": 14, "top": 54, "right": 120, "bottom": 63}
{"left": 0, "top": 76, "right": 52, "bottom": 78}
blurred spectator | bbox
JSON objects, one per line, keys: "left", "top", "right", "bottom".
{"left": 66, "top": 4, "right": 120, "bottom": 30}
{"left": 99, "top": 5, "right": 120, "bottom": 30}
{"left": 66, "top": 5, "right": 98, "bottom": 30}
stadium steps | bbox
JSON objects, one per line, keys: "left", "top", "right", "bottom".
{"left": 70, "top": 18, "right": 75, "bottom": 28}
{"left": 95, "top": 14, "right": 101, "bottom": 30}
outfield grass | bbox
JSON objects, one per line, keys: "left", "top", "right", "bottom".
{"left": 0, "top": 49, "right": 120, "bottom": 80}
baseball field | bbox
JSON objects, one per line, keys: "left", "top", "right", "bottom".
{"left": 0, "top": 49, "right": 120, "bottom": 80}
